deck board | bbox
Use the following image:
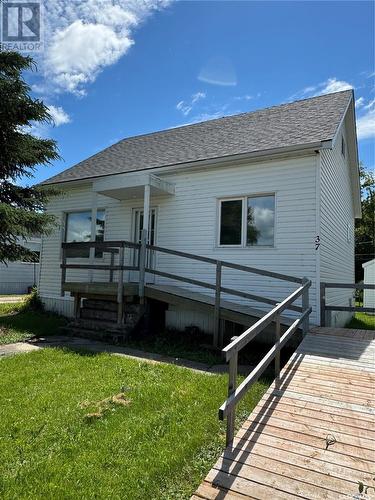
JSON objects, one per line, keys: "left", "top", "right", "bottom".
{"left": 193, "top": 328, "right": 375, "bottom": 499}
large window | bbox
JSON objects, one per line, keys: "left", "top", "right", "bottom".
{"left": 65, "top": 210, "right": 105, "bottom": 258}
{"left": 219, "top": 195, "right": 275, "bottom": 247}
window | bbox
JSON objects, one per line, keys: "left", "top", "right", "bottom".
{"left": 65, "top": 210, "right": 105, "bottom": 258}
{"left": 219, "top": 195, "right": 275, "bottom": 247}
{"left": 220, "top": 200, "right": 243, "bottom": 245}
{"left": 341, "top": 136, "right": 346, "bottom": 158}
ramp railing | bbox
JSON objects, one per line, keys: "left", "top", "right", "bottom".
{"left": 218, "top": 278, "right": 312, "bottom": 447}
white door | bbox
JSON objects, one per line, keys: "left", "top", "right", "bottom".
{"left": 130, "top": 208, "right": 157, "bottom": 283}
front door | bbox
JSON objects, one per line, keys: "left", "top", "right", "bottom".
{"left": 130, "top": 208, "right": 157, "bottom": 283}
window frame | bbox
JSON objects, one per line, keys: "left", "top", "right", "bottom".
{"left": 217, "top": 197, "right": 245, "bottom": 248}
{"left": 217, "top": 193, "right": 276, "bottom": 249}
{"left": 64, "top": 208, "right": 106, "bottom": 260}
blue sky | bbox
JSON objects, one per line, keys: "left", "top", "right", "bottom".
{"left": 26, "top": 1, "right": 374, "bottom": 184}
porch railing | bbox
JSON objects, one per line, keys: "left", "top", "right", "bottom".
{"left": 144, "top": 243, "right": 308, "bottom": 346}
{"left": 61, "top": 240, "right": 141, "bottom": 324}
{"left": 61, "top": 240, "right": 309, "bottom": 345}
{"left": 218, "top": 279, "right": 312, "bottom": 447}
{"left": 320, "top": 282, "right": 375, "bottom": 326}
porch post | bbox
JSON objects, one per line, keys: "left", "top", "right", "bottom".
{"left": 139, "top": 183, "right": 150, "bottom": 301}
{"left": 89, "top": 192, "right": 98, "bottom": 283}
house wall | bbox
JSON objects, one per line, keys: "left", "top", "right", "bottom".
{"left": 0, "top": 238, "right": 40, "bottom": 294}
{"left": 319, "top": 118, "right": 356, "bottom": 327}
{"left": 363, "top": 260, "right": 375, "bottom": 310}
{"left": 39, "top": 154, "right": 319, "bottom": 328}
{"left": 0, "top": 262, "right": 39, "bottom": 294}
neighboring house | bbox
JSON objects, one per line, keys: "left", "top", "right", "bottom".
{"left": 38, "top": 90, "right": 361, "bottom": 331}
{"left": 0, "top": 236, "right": 40, "bottom": 294}
{"left": 363, "top": 258, "right": 375, "bottom": 312}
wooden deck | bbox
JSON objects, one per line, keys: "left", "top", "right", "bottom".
{"left": 193, "top": 327, "right": 375, "bottom": 500}
{"left": 62, "top": 281, "right": 295, "bottom": 328}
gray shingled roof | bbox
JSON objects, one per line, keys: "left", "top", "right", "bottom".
{"left": 42, "top": 90, "right": 352, "bottom": 185}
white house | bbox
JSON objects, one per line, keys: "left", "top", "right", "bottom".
{"left": 363, "top": 258, "right": 375, "bottom": 311}
{"left": 38, "top": 90, "right": 361, "bottom": 337}
{"left": 0, "top": 236, "right": 40, "bottom": 294}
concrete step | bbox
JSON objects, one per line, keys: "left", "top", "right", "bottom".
{"left": 80, "top": 308, "right": 118, "bottom": 322}
{"left": 65, "top": 327, "right": 131, "bottom": 344}
{"left": 82, "top": 299, "right": 118, "bottom": 312}
{"left": 70, "top": 319, "right": 124, "bottom": 332}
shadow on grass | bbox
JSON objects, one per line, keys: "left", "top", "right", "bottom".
{"left": 0, "top": 308, "right": 66, "bottom": 343}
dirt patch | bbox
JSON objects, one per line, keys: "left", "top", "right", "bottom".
{"left": 80, "top": 392, "right": 131, "bottom": 421}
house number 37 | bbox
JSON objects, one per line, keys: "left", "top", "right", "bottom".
{"left": 315, "top": 235, "right": 320, "bottom": 250}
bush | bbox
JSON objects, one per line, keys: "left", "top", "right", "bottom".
{"left": 20, "top": 287, "right": 44, "bottom": 313}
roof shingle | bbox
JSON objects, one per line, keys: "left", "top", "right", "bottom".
{"left": 42, "top": 90, "right": 352, "bottom": 185}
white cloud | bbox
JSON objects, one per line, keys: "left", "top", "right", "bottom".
{"left": 234, "top": 94, "right": 253, "bottom": 101}
{"left": 47, "top": 105, "right": 71, "bottom": 126}
{"left": 198, "top": 56, "right": 237, "bottom": 86}
{"left": 364, "top": 98, "right": 375, "bottom": 110}
{"left": 317, "top": 78, "right": 353, "bottom": 95}
{"left": 191, "top": 91, "right": 206, "bottom": 104}
{"left": 357, "top": 108, "right": 375, "bottom": 140}
{"left": 290, "top": 77, "right": 353, "bottom": 101}
{"left": 357, "top": 99, "right": 375, "bottom": 140}
{"left": 176, "top": 91, "right": 206, "bottom": 116}
{"left": 37, "top": 1, "right": 170, "bottom": 96}
{"left": 176, "top": 100, "right": 192, "bottom": 116}
{"left": 355, "top": 97, "right": 365, "bottom": 108}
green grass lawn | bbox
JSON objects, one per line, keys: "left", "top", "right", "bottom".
{"left": 0, "top": 348, "right": 268, "bottom": 499}
{"left": 0, "top": 302, "right": 66, "bottom": 345}
{"left": 346, "top": 312, "right": 375, "bottom": 330}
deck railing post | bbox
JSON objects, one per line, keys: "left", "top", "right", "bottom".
{"left": 139, "top": 229, "right": 147, "bottom": 302}
{"left": 274, "top": 311, "right": 281, "bottom": 387}
{"left": 61, "top": 246, "right": 66, "bottom": 297}
{"left": 302, "top": 277, "right": 310, "bottom": 335}
{"left": 74, "top": 293, "right": 81, "bottom": 320}
{"left": 214, "top": 260, "right": 222, "bottom": 348}
{"left": 117, "top": 245, "right": 124, "bottom": 325}
{"left": 109, "top": 251, "right": 115, "bottom": 283}
{"left": 226, "top": 350, "right": 238, "bottom": 448}
{"left": 320, "top": 282, "right": 326, "bottom": 327}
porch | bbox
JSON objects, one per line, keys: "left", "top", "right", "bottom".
{"left": 61, "top": 239, "right": 310, "bottom": 347}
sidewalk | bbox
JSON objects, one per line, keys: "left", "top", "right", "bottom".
{"left": 0, "top": 335, "right": 253, "bottom": 375}
{"left": 0, "top": 295, "right": 27, "bottom": 303}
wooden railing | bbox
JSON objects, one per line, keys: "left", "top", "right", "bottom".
{"left": 320, "top": 282, "right": 375, "bottom": 326}
{"left": 61, "top": 240, "right": 308, "bottom": 343}
{"left": 145, "top": 243, "right": 305, "bottom": 347}
{"left": 218, "top": 279, "right": 311, "bottom": 447}
{"left": 61, "top": 240, "right": 140, "bottom": 324}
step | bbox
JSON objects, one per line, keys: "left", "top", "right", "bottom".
{"left": 70, "top": 319, "right": 124, "bottom": 332}
{"left": 80, "top": 308, "right": 118, "bottom": 322}
{"left": 82, "top": 299, "right": 118, "bottom": 312}
{"left": 64, "top": 327, "right": 131, "bottom": 344}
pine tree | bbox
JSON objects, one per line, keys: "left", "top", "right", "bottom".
{"left": 0, "top": 51, "right": 60, "bottom": 263}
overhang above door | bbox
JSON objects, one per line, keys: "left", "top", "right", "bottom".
{"left": 92, "top": 172, "right": 175, "bottom": 200}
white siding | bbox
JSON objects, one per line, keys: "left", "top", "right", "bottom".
{"left": 0, "top": 237, "right": 40, "bottom": 294}
{"left": 363, "top": 259, "right": 375, "bottom": 310}
{"left": 319, "top": 118, "right": 356, "bottom": 327}
{"left": 39, "top": 155, "right": 319, "bottom": 324}
{"left": 0, "top": 262, "right": 39, "bottom": 294}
